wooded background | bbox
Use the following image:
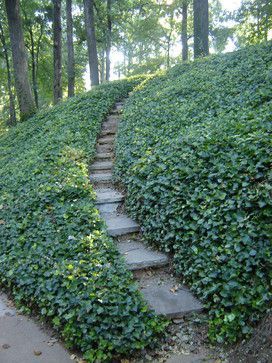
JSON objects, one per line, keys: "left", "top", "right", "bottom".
{"left": 0, "top": 0, "right": 271, "bottom": 124}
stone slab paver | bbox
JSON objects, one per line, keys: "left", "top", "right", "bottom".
{"left": 90, "top": 161, "right": 113, "bottom": 171}
{"left": 95, "top": 152, "right": 113, "bottom": 160}
{"left": 165, "top": 353, "right": 213, "bottom": 363}
{"left": 0, "top": 294, "right": 71, "bottom": 363}
{"left": 101, "top": 129, "right": 115, "bottom": 136}
{"left": 96, "top": 144, "right": 113, "bottom": 153}
{"left": 97, "top": 136, "right": 115, "bottom": 144}
{"left": 95, "top": 188, "right": 124, "bottom": 204}
{"left": 103, "top": 214, "right": 140, "bottom": 236}
{"left": 118, "top": 240, "right": 169, "bottom": 270}
{"left": 139, "top": 274, "right": 203, "bottom": 318}
{"left": 90, "top": 173, "right": 112, "bottom": 183}
{"left": 97, "top": 202, "right": 120, "bottom": 214}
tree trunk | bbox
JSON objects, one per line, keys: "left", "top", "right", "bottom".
{"left": 53, "top": 0, "right": 62, "bottom": 104}
{"left": 100, "top": 50, "right": 105, "bottom": 83}
{"left": 193, "top": 0, "right": 209, "bottom": 58}
{"left": 29, "top": 28, "right": 39, "bottom": 108}
{"left": 83, "top": 0, "right": 99, "bottom": 86}
{"left": 0, "top": 21, "right": 17, "bottom": 126}
{"left": 66, "top": 0, "right": 75, "bottom": 97}
{"left": 181, "top": 1, "right": 188, "bottom": 61}
{"left": 4, "top": 0, "right": 35, "bottom": 121}
{"left": 105, "top": 0, "right": 111, "bottom": 81}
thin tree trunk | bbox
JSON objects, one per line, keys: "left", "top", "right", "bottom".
{"left": 0, "top": 21, "right": 16, "bottom": 126}
{"left": 193, "top": 0, "right": 209, "bottom": 58}
{"left": 166, "top": 36, "right": 171, "bottom": 68}
{"left": 29, "top": 28, "right": 39, "bottom": 108}
{"left": 100, "top": 50, "right": 105, "bottom": 83}
{"left": 105, "top": 0, "right": 111, "bottom": 81}
{"left": 182, "top": 1, "right": 188, "bottom": 61}
{"left": 66, "top": 0, "right": 75, "bottom": 97}
{"left": 35, "top": 22, "right": 44, "bottom": 99}
{"left": 83, "top": 0, "right": 99, "bottom": 86}
{"left": 53, "top": 0, "right": 62, "bottom": 104}
{"left": 4, "top": 0, "right": 35, "bottom": 121}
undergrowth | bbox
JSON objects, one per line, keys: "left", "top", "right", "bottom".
{"left": 115, "top": 42, "right": 272, "bottom": 343}
{"left": 0, "top": 78, "right": 165, "bottom": 362}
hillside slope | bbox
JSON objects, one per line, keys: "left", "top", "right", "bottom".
{"left": 115, "top": 42, "right": 272, "bottom": 343}
{"left": 0, "top": 79, "right": 164, "bottom": 362}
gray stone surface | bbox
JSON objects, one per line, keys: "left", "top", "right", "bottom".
{"left": 95, "top": 188, "right": 124, "bottom": 203}
{"left": 96, "top": 144, "right": 113, "bottom": 153}
{"left": 115, "top": 103, "right": 124, "bottom": 110}
{"left": 97, "top": 136, "right": 115, "bottom": 144}
{"left": 118, "top": 240, "right": 169, "bottom": 270}
{"left": 95, "top": 152, "right": 113, "bottom": 160}
{"left": 102, "top": 123, "right": 117, "bottom": 131}
{"left": 0, "top": 294, "right": 71, "bottom": 363}
{"left": 139, "top": 275, "right": 203, "bottom": 318}
{"left": 90, "top": 173, "right": 112, "bottom": 183}
{"left": 90, "top": 161, "right": 113, "bottom": 171}
{"left": 165, "top": 354, "right": 210, "bottom": 363}
{"left": 97, "top": 202, "right": 120, "bottom": 213}
{"left": 101, "top": 129, "right": 115, "bottom": 136}
{"left": 103, "top": 214, "right": 140, "bottom": 236}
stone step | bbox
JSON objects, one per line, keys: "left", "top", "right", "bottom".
{"left": 95, "top": 189, "right": 124, "bottom": 204}
{"left": 98, "top": 136, "right": 115, "bottom": 144}
{"left": 103, "top": 214, "right": 140, "bottom": 236}
{"left": 138, "top": 273, "right": 203, "bottom": 318}
{"left": 107, "top": 115, "right": 120, "bottom": 121}
{"left": 118, "top": 240, "right": 169, "bottom": 271}
{"left": 102, "top": 122, "right": 118, "bottom": 130}
{"left": 110, "top": 109, "right": 121, "bottom": 115}
{"left": 90, "top": 173, "right": 112, "bottom": 183}
{"left": 97, "top": 202, "right": 121, "bottom": 214}
{"left": 116, "top": 103, "right": 124, "bottom": 110}
{"left": 101, "top": 129, "right": 115, "bottom": 136}
{"left": 90, "top": 161, "right": 113, "bottom": 171}
{"left": 97, "top": 144, "right": 113, "bottom": 153}
{"left": 95, "top": 152, "right": 113, "bottom": 160}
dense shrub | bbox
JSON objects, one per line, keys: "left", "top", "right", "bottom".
{"left": 115, "top": 43, "right": 272, "bottom": 343}
{"left": 0, "top": 79, "right": 165, "bottom": 362}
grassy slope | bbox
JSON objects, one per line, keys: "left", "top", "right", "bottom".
{"left": 115, "top": 43, "right": 272, "bottom": 343}
{"left": 0, "top": 79, "right": 165, "bottom": 362}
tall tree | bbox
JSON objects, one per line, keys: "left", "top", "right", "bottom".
{"left": 105, "top": 0, "right": 112, "bottom": 81}
{"left": 83, "top": 0, "right": 99, "bottom": 86}
{"left": 66, "top": 0, "right": 75, "bottom": 97}
{"left": 181, "top": 1, "right": 188, "bottom": 61}
{"left": 0, "top": 20, "right": 16, "bottom": 126}
{"left": 193, "top": 0, "right": 209, "bottom": 58}
{"left": 22, "top": 1, "right": 46, "bottom": 108}
{"left": 4, "top": 0, "right": 36, "bottom": 121}
{"left": 53, "top": 0, "right": 62, "bottom": 104}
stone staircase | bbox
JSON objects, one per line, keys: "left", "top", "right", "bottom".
{"left": 90, "top": 101, "right": 203, "bottom": 318}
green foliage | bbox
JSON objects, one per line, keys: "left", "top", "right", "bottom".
{"left": 0, "top": 78, "right": 165, "bottom": 362}
{"left": 235, "top": 0, "right": 272, "bottom": 45}
{"left": 115, "top": 42, "right": 272, "bottom": 343}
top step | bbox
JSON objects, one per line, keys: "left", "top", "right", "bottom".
{"left": 116, "top": 103, "right": 124, "bottom": 110}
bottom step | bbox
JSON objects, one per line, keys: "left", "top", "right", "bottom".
{"left": 138, "top": 272, "right": 203, "bottom": 318}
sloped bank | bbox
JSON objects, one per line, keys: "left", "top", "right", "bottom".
{"left": 115, "top": 42, "right": 272, "bottom": 343}
{"left": 0, "top": 79, "right": 165, "bottom": 362}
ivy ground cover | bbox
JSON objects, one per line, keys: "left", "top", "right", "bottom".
{"left": 115, "top": 43, "right": 272, "bottom": 343}
{"left": 0, "top": 79, "right": 165, "bottom": 362}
